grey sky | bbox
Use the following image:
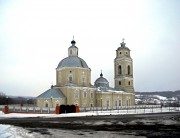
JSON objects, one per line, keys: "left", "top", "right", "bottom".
{"left": 0, "top": 0, "right": 180, "bottom": 96}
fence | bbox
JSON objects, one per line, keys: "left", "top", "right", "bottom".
{"left": 79, "top": 105, "right": 180, "bottom": 114}
{"left": 0, "top": 105, "right": 55, "bottom": 114}
{"left": 0, "top": 104, "right": 179, "bottom": 114}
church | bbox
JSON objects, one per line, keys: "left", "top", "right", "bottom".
{"left": 36, "top": 39, "right": 135, "bottom": 108}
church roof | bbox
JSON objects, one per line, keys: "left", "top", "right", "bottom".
{"left": 57, "top": 56, "right": 89, "bottom": 69}
{"left": 37, "top": 87, "right": 65, "bottom": 99}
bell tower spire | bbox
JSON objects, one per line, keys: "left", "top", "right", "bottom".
{"left": 114, "top": 38, "right": 134, "bottom": 93}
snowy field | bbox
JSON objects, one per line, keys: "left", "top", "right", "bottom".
{"left": 0, "top": 107, "right": 179, "bottom": 138}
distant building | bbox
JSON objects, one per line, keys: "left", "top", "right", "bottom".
{"left": 36, "top": 39, "right": 135, "bottom": 108}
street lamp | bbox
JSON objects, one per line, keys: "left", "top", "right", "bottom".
{"left": 27, "top": 99, "right": 29, "bottom": 107}
{"left": 101, "top": 97, "right": 102, "bottom": 112}
{"left": 117, "top": 96, "right": 119, "bottom": 113}
{"left": 112, "top": 92, "right": 115, "bottom": 111}
{"left": 6, "top": 96, "right": 8, "bottom": 105}
{"left": 51, "top": 96, "right": 53, "bottom": 108}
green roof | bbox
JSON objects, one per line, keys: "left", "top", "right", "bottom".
{"left": 37, "top": 88, "right": 66, "bottom": 99}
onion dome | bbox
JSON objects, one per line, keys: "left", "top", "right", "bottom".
{"left": 94, "top": 72, "right": 109, "bottom": 88}
{"left": 56, "top": 39, "right": 89, "bottom": 69}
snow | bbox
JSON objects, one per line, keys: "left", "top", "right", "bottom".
{"left": 0, "top": 111, "right": 4, "bottom": 114}
{"left": 96, "top": 87, "right": 125, "bottom": 93}
{"left": 0, "top": 124, "right": 32, "bottom": 138}
{"left": 0, "top": 107, "right": 179, "bottom": 137}
{"left": 153, "top": 95, "right": 167, "bottom": 100}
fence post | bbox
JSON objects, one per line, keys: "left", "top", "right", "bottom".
{"left": 3, "top": 105, "right": 9, "bottom": 114}
{"left": 56, "top": 106, "right": 60, "bottom": 114}
{"left": 75, "top": 106, "right": 79, "bottom": 113}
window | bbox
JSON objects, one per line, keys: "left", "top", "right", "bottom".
{"left": 90, "top": 92, "right": 94, "bottom": 99}
{"left": 115, "top": 100, "right": 118, "bottom": 107}
{"left": 45, "top": 103, "right": 48, "bottom": 107}
{"left": 83, "top": 91, "right": 87, "bottom": 98}
{"left": 119, "top": 100, "right": 121, "bottom": 106}
{"left": 119, "top": 81, "right": 121, "bottom": 85}
{"left": 126, "top": 52, "right": 128, "bottom": 55}
{"left": 82, "top": 77, "right": 85, "bottom": 82}
{"left": 90, "top": 104, "right": 93, "bottom": 107}
{"left": 69, "top": 75, "right": 72, "bottom": 83}
{"left": 128, "top": 65, "right": 130, "bottom": 75}
{"left": 106, "top": 100, "right": 110, "bottom": 108}
{"left": 74, "top": 91, "right": 79, "bottom": 99}
{"left": 120, "top": 52, "right": 121, "bottom": 54}
{"left": 128, "top": 81, "right": 130, "bottom": 85}
{"left": 82, "top": 76, "right": 86, "bottom": 84}
{"left": 70, "top": 50, "right": 72, "bottom": 55}
{"left": 126, "top": 100, "right": 129, "bottom": 106}
{"left": 118, "top": 65, "right": 122, "bottom": 75}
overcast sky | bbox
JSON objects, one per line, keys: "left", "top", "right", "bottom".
{"left": 0, "top": 0, "right": 180, "bottom": 96}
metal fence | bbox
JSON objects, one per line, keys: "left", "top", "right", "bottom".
{"left": 0, "top": 105, "right": 55, "bottom": 114}
{"left": 0, "top": 104, "right": 179, "bottom": 114}
{"left": 79, "top": 105, "right": 180, "bottom": 113}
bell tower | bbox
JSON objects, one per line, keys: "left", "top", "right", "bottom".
{"left": 114, "top": 39, "right": 134, "bottom": 93}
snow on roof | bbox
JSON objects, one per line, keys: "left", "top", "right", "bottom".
{"left": 135, "top": 99, "right": 142, "bottom": 102}
{"left": 96, "top": 87, "right": 125, "bottom": 93}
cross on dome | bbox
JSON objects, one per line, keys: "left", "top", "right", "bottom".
{"left": 122, "top": 38, "right": 125, "bottom": 42}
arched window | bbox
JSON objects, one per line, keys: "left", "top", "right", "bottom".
{"left": 44, "top": 101, "right": 49, "bottom": 107}
{"left": 45, "top": 103, "right": 48, "bottom": 107}
{"left": 83, "top": 91, "right": 87, "bottom": 98}
{"left": 82, "top": 76, "right": 86, "bottom": 84}
{"left": 90, "top": 92, "right": 94, "bottom": 99}
{"left": 74, "top": 91, "right": 79, "bottom": 99}
{"left": 115, "top": 100, "right": 118, "bottom": 107}
{"left": 70, "top": 50, "right": 72, "bottom": 55}
{"left": 128, "top": 65, "right": 130, "bottom": 75}
{"left": 118, "top": 65, "right": 122, "bottom": 75}
{"left": 119, "top": 100, "right": 121, "bottom": 106}
{"left": 90, "top": 103, "right": 93, "bottom": 107}
{"left": 106, "top": 99, "right": 110, "bottom": 108}
{"left": 68, "top": 74, "right": 73, "bottom": 83}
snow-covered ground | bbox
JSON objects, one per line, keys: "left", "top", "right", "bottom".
{"left": 0, "top": 124, "right": 33, "bottom": 138}
{"left": 0, "top": 124, "right": 146, "bottom": 138}
{"left": 0, "top": 108, "right": 179, "bottom": 138}
{"left": 135, "top": 94, "right": 179, "bottom": 105}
